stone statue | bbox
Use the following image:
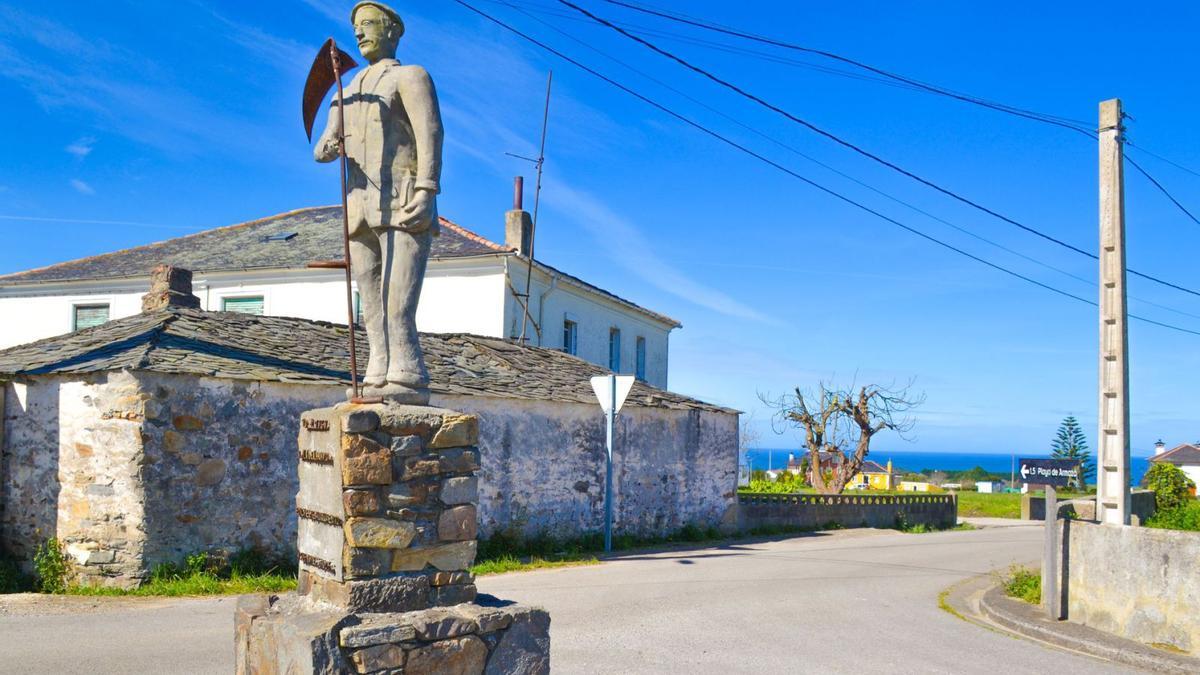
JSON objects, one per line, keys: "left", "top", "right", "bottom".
{"left": 315, "top": 1, "right": 443, "bottom": 405}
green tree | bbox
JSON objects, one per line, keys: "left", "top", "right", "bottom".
{"left": 1143, "top": 463, "right": 1195, "bottom": 511}
{"left": 1050, "top": 416, "right": 1094, "bottom": 489}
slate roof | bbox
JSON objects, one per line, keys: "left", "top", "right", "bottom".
{"left": 0, "top": 308, "right": 730, "bottom": 413}
{"left": 859, "top": 460, "right": 894, "bottom": 475}
{"left": 0, "top": 206, "right": 680, "bottom": 328}
{"left": 0, "top": 207, "right": 505, "bottom": 284}
{"left": 1150, "top": 444, "right": 1200, "bottom": 466}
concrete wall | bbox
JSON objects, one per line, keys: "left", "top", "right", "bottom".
{"left": 435, "top": 395, "right": 738, "bottom": 539}
{"left": 732, "top": 493, "right": 958, "bottom": 531}
{"left": 1064, "top": 520, "right": 1200, "bottom": 653}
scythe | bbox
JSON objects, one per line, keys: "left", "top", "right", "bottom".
{"left": 303, "top": 39, "right": 378, "bottom": 402}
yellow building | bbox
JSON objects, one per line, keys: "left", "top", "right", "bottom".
{"left": 850, "top": 460, "right": 899, "bottom": 491}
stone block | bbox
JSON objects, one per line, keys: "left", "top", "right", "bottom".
{"left": 391, "top": 434, "right": 424, "bottom": 457}
{"left": 344, "top": 547, "right": 391, "bottom": 577}
{"left": 237, "top": 595, "right": 351, "bottom": 675}
{"left": 343, "top": 489, "right": 382, "bottom": 517}
{"left": 349, "top": 643, "right": 405, "bottom": 674}
{"left": 414, "top": 608, "right": 479, "bottom": 640}
{"left": 387, "top": 480, "right": 434, "bottom": 509}
{"left": 163, "top": 430, "right": 184, "bottom": 453}
{"left": 475, "top": 609, "right": 514, "bottom": 634}
{"left": 429, "top": 414, "right": 479, "bottom": 449}
{"left": 303, "top": 575, "right": 431, "bottom": 614}
{"left": 429, "top": 571, "right": 474, "bottom": 587}
{"left": 391, "top": 541, "right": 477, "bottom": 572}
{"left": 484, "top": 609, "right": 551, "bottom": 675}
{"left": 339, "top": 621, "right": 417, "bottom": 648}
{"left": 401, "top": 456, "right": 443, "bottom": 481}
{"left": 343, "top": 436, "right": 392, "bottom": 486}
{"left": 343, "top": 409, "right": 381, "bottom": 434}
{"left": 440, "top": 477, "right": 478, "bottom": 506}
{"left": 375, "top": 406, "right": 456, "bottom": 439}
{"left": 438, "top": 506, "right": 478, "bottom": 542}
{"left": 438, "top": 448, "right": 480, "bottom": 474}
{"left": 173, "top": 415, "right": 204, "bottom": 431}
{"left": 345, "top": 518, "right": 416, "bottom": 549}
{"left": 406, "top": 636, "right": 487, "bottom": 675}
{"left": 196, "top": 458, "right": 227, "bottom": 486}
{"left": 431, "top": 583, "right": 477, "bottom": 607}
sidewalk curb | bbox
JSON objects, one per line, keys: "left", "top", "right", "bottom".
{"left": 977, "top": 584, "right": 1199, "bottom": 674}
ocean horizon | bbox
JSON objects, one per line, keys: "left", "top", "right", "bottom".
{"left": 747, "top": 448, "right": 1152, "bottom": 486}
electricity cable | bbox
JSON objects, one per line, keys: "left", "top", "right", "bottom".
{"left": 452, "top": 0, "right": 1200, "bottom": 337}
{"left": 492, "top": 0, "right": 1200, "bottom": 322}
{"left": 1125, "top": 154, "right": 1200, "bottom": 228}
{"left": 556, "top": 0, "right": 1200, "bottom": 300}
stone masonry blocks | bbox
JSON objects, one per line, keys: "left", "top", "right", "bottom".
{"left": 240, "top": 401, "right": 550, "bottom": 674}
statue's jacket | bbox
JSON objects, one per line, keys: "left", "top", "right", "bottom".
{"left": 320, "top": 58, "right": 444, "bottom": 234}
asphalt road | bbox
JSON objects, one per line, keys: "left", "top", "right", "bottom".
{"left": 0, "top": 522, "right": 1131, "bottom": 674}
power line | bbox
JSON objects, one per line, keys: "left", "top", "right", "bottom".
{"left": 492, "top": 0, "right": 1200, "bottom": 323}
{"left": 452, "top": 0, "right": 1200, "bottom": 338}
{"left": 1127, "top": 141, "right": 1200, "bottom": 181}
{"left": 600, "top": 0, "right": 1097, "bottom": 135}
{"left": 556, "top": 0, "right": 1200, "bottom": 300}
{"left": 1125, "top": 154, "right": 1200, "bottom": 228}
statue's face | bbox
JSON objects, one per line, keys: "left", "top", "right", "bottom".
{"left": 354, "top": 5, "right": 398, "bottom": 63}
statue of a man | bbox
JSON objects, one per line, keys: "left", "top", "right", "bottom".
{"left": 315, "top": 1, "right": 443, "bottom": 404}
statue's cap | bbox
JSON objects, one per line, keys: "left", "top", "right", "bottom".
{"left": 350, "top": 1, "right": 405, "bottom": 36}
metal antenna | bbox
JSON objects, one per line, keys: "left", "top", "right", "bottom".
{"left": 516, "top": 71, "right": 552, "bottom": 344}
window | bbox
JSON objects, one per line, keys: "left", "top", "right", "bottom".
{"left": 222, "top": 296, "right": 264, "bottom": 315}
{"left": 635, "top": 336, "right": 646, "bottom": 381}
{"left": 73, "top": 304, "right": 109, "bottom": 331}
{"left": 355, "top": 292, "right": 363, "bottom": 324}
{"left": 608, "top": 327, "right": 621, "bottom": 371}
{"left": 563, "top": 319, "right": 578, "bottom": 355}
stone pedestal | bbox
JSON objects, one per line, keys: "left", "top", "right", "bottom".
{"left": 237, "top": 402, "right": 550, "bottom": 674}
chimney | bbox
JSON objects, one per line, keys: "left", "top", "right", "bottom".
{"left": 505, "top": 176, "right": 533, "bottom": 257}
{"left": 142, "top": 264, "right": 201, "bottom": 312}
{"left": 1155, "top": 439, "right": 1166, "bottom": 455}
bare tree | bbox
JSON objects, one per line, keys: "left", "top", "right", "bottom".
{"left": 764, "top": 382, "right": 923, "bottom": 495}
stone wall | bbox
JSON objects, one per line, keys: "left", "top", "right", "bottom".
{"left": 135, "top": 373, "right": 341, "bottom": 570}
{"left": 435, "top": 395, "right": 738, "bottom": 539}
{"left": 1, "top": 374, "right": 148, "bottom": 586}
{"left": 1063, "top": 520, "right": 1200, "bottom": 653}
{"left": 730, "top": 493, "right": 958, "bottom": 532}
{"left": 1021, "top": 490, "right": 1156, "bottom": 523}
{"left": 2, "top": 372, "right": 738, "bottom": 586}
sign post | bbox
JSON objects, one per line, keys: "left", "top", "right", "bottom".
{"left": 591, "top": 374, "right": 635, "bottom": 553}
{"left": 1019, "top": 458, "right": 1081, "bottom": 620}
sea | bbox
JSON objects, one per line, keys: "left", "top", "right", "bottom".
{"left": 747, "top": 448, "right": 1153, "bottom": 486}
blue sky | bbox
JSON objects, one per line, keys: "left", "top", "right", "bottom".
{"left": 1, "top": 1, "right": 1197, "bottom": 457}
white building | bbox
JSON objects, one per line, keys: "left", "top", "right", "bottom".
{"left": 0, "top": 204, "right": 679, "bottom": 389}
{"left": 1150, "top": 440, "right": 1200, "bottom": 487}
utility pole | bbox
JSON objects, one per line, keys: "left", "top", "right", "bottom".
{"left": 1096, "top": 98, "right": 1131, "bottom": 526}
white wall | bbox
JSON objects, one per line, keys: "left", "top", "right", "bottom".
{"left": 0, "top": 260, "right": 509, "bottom": 349}
{"left": 505, "top": 262, "right": 674, "bottom": 389}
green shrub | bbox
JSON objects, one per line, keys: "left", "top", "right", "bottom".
{"left": 1145, "top": 501, "right": 1200, "bottom": 532}
{"left": 33, "top": 538, "right": 68, "bottom": 594}
{"left": 1143, "top": 463, "right": 1195, "bottom": 511}
{"left": 1003, "top": 566, "right": 1041, "bottom": 604}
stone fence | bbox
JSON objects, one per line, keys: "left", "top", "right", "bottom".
{"left": 727, "top": 492, "right": 957, "bottom": 532}
{"left": 1061, "top": 520, "right": 1200, "bottom": 653}
{"left": 1021, "top": 490, "right": 1156, "bottom": 523}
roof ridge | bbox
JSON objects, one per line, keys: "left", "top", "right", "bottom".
{"left": 0, "top": 206, "right": 338, "bottom": 282}
{"left": 438, "top": 216, "right": 512, "bottom": 253}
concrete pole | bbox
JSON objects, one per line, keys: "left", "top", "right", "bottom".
{"left": 1096, "top": 99, "right": 1131, "bottom": 526}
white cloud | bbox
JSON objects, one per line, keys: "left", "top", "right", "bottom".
{"left": 65, "top": 136, "right": 96, "bottom": 159}
{"left": 69, "top": 179, "right": 95, "bottom": 195}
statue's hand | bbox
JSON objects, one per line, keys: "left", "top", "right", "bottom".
{"left": 397, "top": 189, "right": 434, "bottom": 232}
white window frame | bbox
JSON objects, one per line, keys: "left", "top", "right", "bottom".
{"left": 213, "top": 287, "right": 270, "bottom": 315}
{"left": 220, "top": 294, "right": 267, "bottom": 315}
{"left": 71, "top": 302, "right": 111, "bottom": 331}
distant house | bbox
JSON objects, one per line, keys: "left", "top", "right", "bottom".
{"left": 849, "top": 460, "right": 899, "bottom": 491}
{"left": 899, "top": 481, "right": 940, "bottom": 493}
{"left": 1149, "top": 440, "right": 1200, "bottom": 489}
{"left": 0, "top": 204, "right": 679, "bottom": 388}
{"left": 976, "top": 480, "right": 1004, "bottom": 494}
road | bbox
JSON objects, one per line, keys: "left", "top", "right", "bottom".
{"left": 0, "top": 522, "right": 1131, "bottom": 674}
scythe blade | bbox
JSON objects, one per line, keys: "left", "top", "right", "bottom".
{"left": 303, "top": 38, "right": 358, "bottom": 141}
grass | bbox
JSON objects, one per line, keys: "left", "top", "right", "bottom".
{"left": 1002, "top": 566, "right": 1042, "bottom": 605}
{"left": 68, "top": 572, "right": 296, "bottom": 597}
{"left": 1144, "top": 500, "right": 1200, "bottom": 532}
{"left": 956, "top": 492, "right": 1022, "bottom": 519}
{"left": 471, "top": 555, "right": 598, "bottom": 576}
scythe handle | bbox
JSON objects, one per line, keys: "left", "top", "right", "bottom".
{"left": 331, "top": 41, "right": 361, "bottom": 400}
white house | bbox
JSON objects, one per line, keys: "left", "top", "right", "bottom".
{"left": 0, "top": 202, "right": 679, "bottom": 389}
{"left": 1150, "top": 440, "right": 1200, "bottom": 487}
